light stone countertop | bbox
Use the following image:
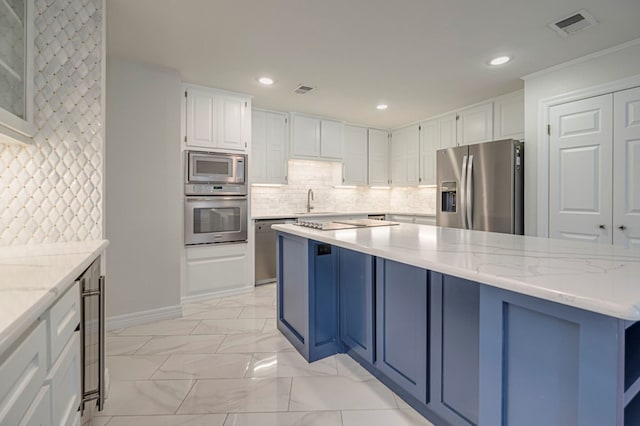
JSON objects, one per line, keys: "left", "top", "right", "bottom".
{"left": 273, "top": 223, "right": 640, "bottom": 320}
{"left": 251, "top": 211, "right": 435, "bottom": 220}
{"left": 0, "top": 240, "right": 109, "bottom": 354}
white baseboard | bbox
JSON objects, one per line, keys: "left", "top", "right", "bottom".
{"left": 181, "top": 286, "right": 254, "bottom": 305}
{"left": 106, "top": 305, "right": 183, "bottom": 331}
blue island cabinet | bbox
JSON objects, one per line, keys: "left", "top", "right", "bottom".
{"left": 276, "top": 233, "right": 342, "bottom": 362}
{"left": 338, "top": 248, "right": 375, "bottom": 363}
{"left": 375, "top": 259, "right": 429, "bottom": 403}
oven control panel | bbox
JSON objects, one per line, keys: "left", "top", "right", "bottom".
{"left": 184, "top": 183, "right": 247, "bottom": 196}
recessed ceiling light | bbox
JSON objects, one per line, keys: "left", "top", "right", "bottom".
{"left": 489, "top": 56, "right": 511, "bottom": 66}
{"left": 258, "top": 77, "right": 274, "bottom": 86}
{"left": 376, "top": 104, "right": 388, "bottom": 110}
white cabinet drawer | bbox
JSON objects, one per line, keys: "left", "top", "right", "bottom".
{"left": 46, "top": 332, "right": 81, "bottom": 426}
{"left": 0, "top": 321, "right": 48, "bottom": 425}
{"left": 47, "top": 282, "right": 80, "bottom": 367}
{"left": 18, "top": 385, "right": 51, "bottom": 426}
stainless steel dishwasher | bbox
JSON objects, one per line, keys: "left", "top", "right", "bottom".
{"left": 255, "top": 219, "right": 295, "bottom": 285}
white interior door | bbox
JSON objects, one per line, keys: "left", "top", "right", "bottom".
{"left": 549, "top": 94, "right": 613, "bottom": 244}
{"left": 613, "top": 87, "right": 640, "bottom": 247}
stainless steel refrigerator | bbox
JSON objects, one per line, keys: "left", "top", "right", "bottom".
{"left": 436, "top": 139, "right": 524, "bottom": 234}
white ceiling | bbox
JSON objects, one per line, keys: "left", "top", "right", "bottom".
{"left": 106, "top": 0, "right": 640, "bottom": 129}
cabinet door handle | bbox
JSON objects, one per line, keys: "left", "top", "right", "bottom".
{"left": 619, "top": 225, "right": 627, "bottom": 231}
{"left": 599, "top": 224, "right": 606, "bottom": 230}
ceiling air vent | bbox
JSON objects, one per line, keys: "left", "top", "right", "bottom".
{"left": 293, "top": 84, "right": 314, "bottom": 95}
{"left": 549, "top": 9, "right": 598, "bottom": 37}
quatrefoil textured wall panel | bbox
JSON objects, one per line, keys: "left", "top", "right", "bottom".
{"left": 0, "top": 0, "right": 103, "bottom": 246}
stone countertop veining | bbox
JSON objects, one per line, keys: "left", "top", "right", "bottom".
{"left": 0, "top": 240, "right": 109, "bottom": 354}
{"left": 273, "top": 223, "right": 640, "bottom": 320}
{"left": 251, "top": 211, "right": 435, "bottom": 220}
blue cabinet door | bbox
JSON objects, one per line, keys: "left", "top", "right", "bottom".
{"left": 375, "top": 259, "right": 428, "bottom": 402}
{"left": 338, "top": 248, "right": 375, "bottom": 363}
{"left": 479, "top": 285, "right": 620, "bottom": 426}
{"left": 277, "top": 232, "right": 308, "bottom": 354}
{"left": 429, "top": 273, "right": 480, "bottom": 426}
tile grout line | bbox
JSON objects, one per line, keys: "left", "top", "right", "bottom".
{"left": 173, "top": 378, "right": 199, "bottom": 415}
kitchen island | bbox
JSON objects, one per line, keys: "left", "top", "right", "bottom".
{"left": 273, "top": 223, "right": 640, "bottom": 426}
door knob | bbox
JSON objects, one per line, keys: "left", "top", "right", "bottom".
{"left": 619, "top": 225, "right": 627, "bottom": 231}
{"left": 599, "top": 224, "right": 606, "bottom": 229}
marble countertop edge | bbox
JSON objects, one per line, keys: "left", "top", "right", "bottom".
{"left": 0, "top": 240, "right": 109, "bottom": 355}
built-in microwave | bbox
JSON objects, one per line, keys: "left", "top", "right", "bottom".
{"left": 184, "top": 196, "right": 248, "bottom": 245}
{"left": 186, "top": 150, "right": 246, "bottom": 185}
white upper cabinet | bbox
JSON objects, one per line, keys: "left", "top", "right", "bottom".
{"left": 419, "top": 120, "right": 438, "bottom": 185}
{"left": 342, "top": 125, "right": 368, "bottom": 185}
{"left": 439, "top": 114, "right": 457, "bottom": 149}
{"left": 0, "top": 0, "right": 35, "bottom": 145}
{"left": 494, "top": 90, "right": 524, "bottom": 140}
{"left": 291, "top": 114, "right": 320, "bottom": 157}
{"left": 291, "top": 114, "right": 344, "bottom": 160}
{"left": 184, "top": 84, "right": 250, "bottom": 152}
{"left": 251, "top": 109, "right": 288, "bottom": 184}
{"left": 390, "top": 125, "right": 419, "bottom": 186}
{"left": 457, "top": 102, "right": 493, "bottom": 146}
{"left": 368, "top": 128, "right": 389, "bottom": 186}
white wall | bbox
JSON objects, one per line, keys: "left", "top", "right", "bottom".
{"left": 251, "top": 159, "right": 437, "bottom": 217}
{"left": 105, "top": 57, "right": 182, "bottom": 322}
{"left": 523, "top": 39, "right": 640, "bottom": 236}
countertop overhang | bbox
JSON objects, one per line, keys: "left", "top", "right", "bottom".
{"left": 0, "top": 240, "right": 109, "bottom": 354}
{"left": 273, "top": 223, "right": 640, "bottom": 320}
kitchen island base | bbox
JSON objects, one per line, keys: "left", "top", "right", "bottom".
{"left": 276, "top": 232, "right": 639, "bottom": 426}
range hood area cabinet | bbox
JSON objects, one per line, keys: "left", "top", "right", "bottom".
{"left": 0, "top": 0, "right": 36, "bottom": 145}
{"left": 183, "top": 84, "right": 251, "bottom": 153}
{"left": 290, "top": 113, "right": 344, "bottom": 160}
{"left": 251, "top": 109, "right": 289, "bottom": 184}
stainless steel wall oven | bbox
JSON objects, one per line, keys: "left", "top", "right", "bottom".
{"left": 184, "top": 151, "right": 248, "bottom": 245}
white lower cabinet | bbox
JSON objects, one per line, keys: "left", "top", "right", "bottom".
{"left": 0, "top": 283, "right": 83, "bottom": 426}
{"left": 185, "top": 243, "right": 250, "bottom": 298}
{"left": 0, "top": 321, "right": 48, "bottom": 425}
{"left": 18, "top": 385, "right": 51, "bottom": 426}
{"left": 47, "top": 332, "right": 81, "bottom": 426}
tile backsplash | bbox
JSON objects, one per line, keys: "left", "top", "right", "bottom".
{"left": 251, "top": 160, "right": 436, "bottom": 217}
{"left": 0, "top": 0, "right": 103, "bottom": 246}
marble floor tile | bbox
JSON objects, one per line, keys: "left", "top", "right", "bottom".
{"left": 238, "top": 306, "right": 277, "bottom": 319}
{"left": 191, "top": 319, "right": 266, "bottom": 335}
{"left": 216, "top": 296, "right": 275, "bottom": 308}
{"left": 184, "top": 307, "right": 243, "bottom": 320}
{"left": 87, "top": 416, "right": 111, "bottom": 426}
{"left": 135, "top": 335, "right": 225, "bottom": 356}
{"left": 252, "top": 283, "right": 277, "bottom": 297}
{"left": 262, "top": 318, "right": 277, "bottom": 333}
{"left": 181, "top": 302, "right": 216, "bottom": 317}
{"left": 106, "top": 335, "right": 152, "bottom": 356}
{"left": 289, "top": 376, "right": 397, "bottom": 411}
{"left": 335, "top": 353, "right": 374, "bottom": 378}
{"left": 341, "top": 409, "right": 435, "bottom": 426}
{"left": 224, "top": 411, "right": 342, "bottom": 426}
{"left": 152, "top": 353, "right": 252, "bottom": 379}
{"left": 113, "top": 319, "right": 201, "bottom": 336}
{"left": 104, "top": 414, "right": 227, "bottom": 426}
{"left": 107, "top": 355, "right": 168, "bottom": 381}
{"left": 177, "top": 378, "right": 292, "bottom": 414}
{"left": 246, "top": 351, "right": 337, "bottom": 379}
{"left": 217, "top": 331, "right": 295, "bottom": 353}
{"left": 99, "top": 380, "right": 194, "bottom": 416}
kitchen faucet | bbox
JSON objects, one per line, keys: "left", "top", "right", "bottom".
{"left": 306, "top": 189, "right": 314, "bottom": 213}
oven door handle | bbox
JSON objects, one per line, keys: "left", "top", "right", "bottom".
{"left": 186, "top": 196, "right": 248, "bottom": 202}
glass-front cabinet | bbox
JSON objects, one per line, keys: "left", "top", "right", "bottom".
{"left": 0, "top": 0, "right": 34, "bottom": 144}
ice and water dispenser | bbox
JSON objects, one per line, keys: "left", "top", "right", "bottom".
{"left": 441, "top": 181, "right": 457, "bottom": 213}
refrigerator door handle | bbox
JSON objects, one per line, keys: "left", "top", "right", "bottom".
{"left": 466, "top": 154, "right": 474, "bottom": 229}
{"left": 460, "top": 155, "right": 468, "bottom": 229}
